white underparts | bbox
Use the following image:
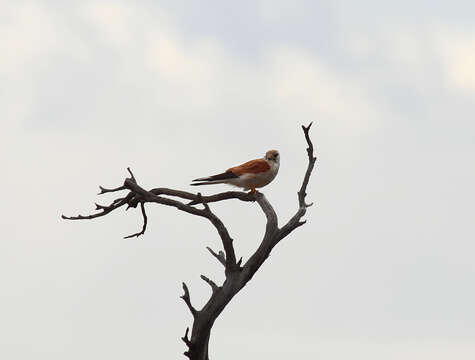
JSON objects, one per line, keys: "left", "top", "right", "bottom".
{"left": 227, "top": 159, "right": 279, "bottom": 190}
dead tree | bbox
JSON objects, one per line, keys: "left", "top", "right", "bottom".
{"left": 62, "top": 123, "right": 316, "bottom": 360}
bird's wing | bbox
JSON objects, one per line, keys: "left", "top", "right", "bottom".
{"left": 227, "top": 159, "right": 270, "bottom": 176}
{"left": 191, "top": 158, "right": 270, "bottom": 184}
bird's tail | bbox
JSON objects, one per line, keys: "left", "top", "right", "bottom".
{"left": 192, "top": 176, "right": 216, "bottom": 182}
{"left": 190, "top": 180, "right": 226, "bottom": 186}
{"left": 191, "top": 171, "right": 238, "bottom": 186}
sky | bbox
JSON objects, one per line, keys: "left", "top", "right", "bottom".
{"left": 1, "top": 1, "right": 475, "bottom": 359}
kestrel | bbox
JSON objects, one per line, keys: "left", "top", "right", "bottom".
{"left": 191, "top": 150, "right": 280, "bottom": 193}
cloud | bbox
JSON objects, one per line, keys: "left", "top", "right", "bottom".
{"left": 1, "top": 1, "right": 379, "bottom": 141}
{"left": 433, "top": 27, "right": 475, "bottom": 93}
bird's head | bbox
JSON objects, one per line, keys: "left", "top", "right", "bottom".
{"left": 265, "top": 150, "right": 280, "bottom": 163}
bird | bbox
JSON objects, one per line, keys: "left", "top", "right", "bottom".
{"left": 191, "top": 150, "right": 280, "bottom": 193}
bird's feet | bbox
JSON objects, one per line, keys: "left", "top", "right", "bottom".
{"left": 248, "top": 187, "right": 258, "bottom": 195}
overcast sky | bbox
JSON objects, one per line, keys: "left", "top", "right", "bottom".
{"left": 2, "top": 1, "right": 475, "bottom": 359}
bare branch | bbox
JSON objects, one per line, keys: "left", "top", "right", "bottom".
{"left": 98, "top": 185, "right": 126, "bottom": 195}
{"left": 123, "top": 202, "right": 148, "bottom": 239}
{"left": 200, "top": 275, "right": 219, "bottom": 293}
{"left": 206, "top": 246, "right": 226, "bottom": 267}
{"left": 207, "top": 218, "right": 237, "bottom": 271}
{"left": 125, "top": 188, "right": 255, "bottom": 211}
{"left": 298, "top": 122, "right": 317, "bottom": 208}
{"left": 132, "top": 188, "right": 256, "bottom": 206}
{"left": 180, "top": 282, "right": 197, "bottom": 317}
{"left": 186, "top": 191, "right": 255, "bottom": 205}
{"left": 242, "top": 193, "right": 279, "bottom": 274}
{"left": 181, "top": 327, "right": 191, "bottom": 346}
{"left": 278, "top": 122, "right": 317, "bottom": 240}
{"left": 94, "top": 203, "right": 108, "bottom": 210}
{"left": 182, "top": 326, "right": 192, "bottom": 358}
{"left": 61, "top": 193, "right": 133, "bottom": 220}
{"left": 302, "top": 122, "right": 315, "bottom": 157}
{"left": 256, "top": 193, "right": 279, "bottom": 231}
{"left": 126, "top": 167, "right": 136, "bottom": 182}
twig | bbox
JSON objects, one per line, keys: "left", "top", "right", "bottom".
{"left": 127, "top": 167, "right": 136, "bottom": 183}
{"left": 123, "top": 202, "right": 148, "bottom": 239}
{"left": 181, "top": 327, "right": 192, "bottom": 358}
{"left": 200, "top": 275, "right": 219, "bottom": 293}
{"left": 98, "top": 185, "right": 126, "bottom": 195}
{"left": 61, "top": 194, "right": 131, "bottom": 220}
{"left": 180, "top": 282, "right": 197, "bottom": 317}
{"left": 206, "top": 246, "right": 226, "bottom": 267}
{"left": 181, "top": 327, "right": 191, "bottom": 346}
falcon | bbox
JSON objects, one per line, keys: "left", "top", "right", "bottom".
{"left": 191, "top": 150, "right": 280, "bottom": 193}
